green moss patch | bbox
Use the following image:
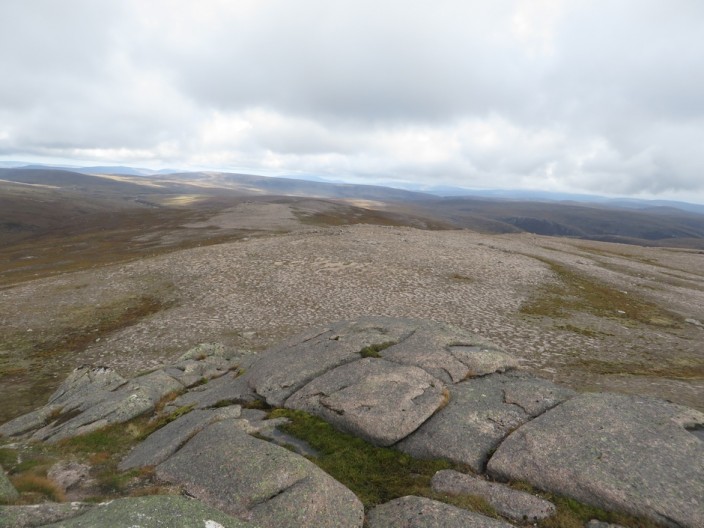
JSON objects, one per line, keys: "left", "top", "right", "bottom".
{"left": 521, "top": 258, "right": 681, "bottom": 328}
{"left": 268, "top": 408, "right": 457, "bottom": 508}
{"left": 359, "top": 341, "right": 396, "bottom": 358}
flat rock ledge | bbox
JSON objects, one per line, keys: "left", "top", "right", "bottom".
{"left": 431, "top": 469, "right": 555, "bottom": 522}
{"left": 488, "top": 392, "right": 704, "bottom": 528}
{"left": 155, "top": 421, "right": 364, "bottom": 528}
{"left": 366, "top": 496, "right": 516, "bottom": 528}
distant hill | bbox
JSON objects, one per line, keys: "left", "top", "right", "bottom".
{"left": 2, "top": 167, "right": 704, "bottom": 249}
{"left": 409, "top": 197, "right": 704, "bottom": 248}
{"left": 165, "top": 171, "right": 434, "bottom": 202}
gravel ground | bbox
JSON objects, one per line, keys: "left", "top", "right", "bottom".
{"left": 2, "top": 208, "right": 703, "bottom": 414}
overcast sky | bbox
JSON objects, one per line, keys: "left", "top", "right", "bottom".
{"left": 1, "top": 1, "right": 703, "bottom": 201}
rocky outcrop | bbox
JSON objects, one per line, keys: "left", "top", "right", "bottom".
{"left": 366, "top": 496, "right": 516, "bottom": 527}
{"left": 487, "top": 393, "right": 704, "bottom": 528}
{"left": 155, "top": 421, "right": 364, "bottom": 528}
{"left": 285, "top": 358, "right": 447, "bottom": 446}
{"left": 431, "top": 470, "right": 555, "bottom": 522}
{"left": 398, "top": 372, "right": 575, "bottom": 472}
{"left": 245, "top": 317, "right": 516, "bottom": 407}
{"left": 0, "top": 344, "right": 244, "bottom": 443}
{"left": 3, "top": 318, "right": 703, "bottom": 528}
{"left": 41, "top": 495, "right": 259, "bottom": 527}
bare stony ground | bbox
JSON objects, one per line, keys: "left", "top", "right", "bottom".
{"left": 1, "top": 203, "right": 703, "bottom": 421}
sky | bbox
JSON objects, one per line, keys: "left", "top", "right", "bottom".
{"left": 1, "top": 1, "right": 703, "bottom": 201}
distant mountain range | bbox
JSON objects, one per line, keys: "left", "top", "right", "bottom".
{"left": 2, "top": 161, "right": 703, "bottom": 214}
{"left": 2, "top": 165, "right": 704, "bottom": 249}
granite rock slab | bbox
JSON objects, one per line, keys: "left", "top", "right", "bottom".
{"left": 398, "top": 372, "right": 575, "bottom": 471}
{"left": 487, "top": 393, "right": 704, "bottom": 528}
{"left": 286, "top": 357, "right": 447, "bottom": 446}
{"left": 118, "top": 405, "right": 241, "bottom": 470}
{"left": 156, "top": 420, "right": 363, "bottom": 528}
{"left": 245, "top": 317, "right": 420, "bottom": 406}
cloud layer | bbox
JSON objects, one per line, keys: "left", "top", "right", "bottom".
{"left": 1, "top": 0, "right": 703, "bottom": 200}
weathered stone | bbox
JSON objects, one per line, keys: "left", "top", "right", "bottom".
{"left": 366, "top": 496, "right": 516, "bottom": 528}
{"left": 156, "top": 420, "right": 363, "bottom": 528}
{"left": 0, "top": 406, "right": 62, "bottom": 438}
{"left": 41, "top": 495, "right": 257, "bottom": 527}
{"left": 178, "top": 342, "right": 227, "bottom": 361}
{"left": 118, "top": 406, "right": 241, "bottom": 470}
{"left": 398, "top": 373, "right": 574, "bottom": 471}
{"left": 0, "top": 502, "right": 93, "bottom": 528}
{"left": 431, "top": 470, "right": 555, "bottom": 522}
{"left": 166, "top": 373, "right": 258, "bottom": 412}
{"left": 47, "top": 462, "right": 91, "bottom": 493}
{"left": 378, "top": 321, "right": 517, "bottom": 383}
{"left": 163, "top": 357, "right": 231, "bottom": 388}
{"left": 286, "top": 357, "right": 447, "bottom": 446}
{"left": 246, "top": 317, "right": 422, "bottom": 406}
{"left": 47, "top": 366, "right": 127, "bottom": 408}
{"left": 487, "top": 393, "right": 704, "bottom": 528}
{"left": 0, "top": 464, "right": 19, "bottom": 503}
{"left": 31, "top": 369, "right": 184, "bottom": 443}
{"left": 0, "top": 366, "right": 127, "bottom": 439}
{"left": 246, "top": 318, "right": 515, "bottom": 407}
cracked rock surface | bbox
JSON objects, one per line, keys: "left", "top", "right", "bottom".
{"left": 155, "top": 420, "right": 364, "bottom": 528}
{"left": 398, "top": 372, "right": 575, "bottom": 472}
{"left": 487, "top": 392, "right": 704, "bottom": 528}
{"left": 285, "top": 357, "right": 447, "bottom": 446}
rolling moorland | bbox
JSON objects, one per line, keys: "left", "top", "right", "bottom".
{"left": 1, "top": 167, "right": 703, "bottom": 425}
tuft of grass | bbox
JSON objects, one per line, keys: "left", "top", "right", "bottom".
{"left": 359, "top": 341, "right": 396, "bottom": 359}
{"left": 268, "top": 408, "right": 458, "bottom": 508}
{"left": 521, "top": 257, "right": 681, "bottom": 328}
{"left": 10, "top": 474, "right": 65, "bottom": 502}
{"left": 569, "top": 357, "right": 704, "bottom": 380}
{"left": 242, "top": 399, "right": 272, "bottom": 410}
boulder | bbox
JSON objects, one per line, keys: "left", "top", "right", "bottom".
{"left": 245, "top": 317, "right": 419, "bottom": 406}
{"left": 286, "top": 357, "right": 447, "bottom": 446}
{"left": 0, "top": 465, "right": 18, "bottom": 503}
{"left": 431, "top": 470, "right": 555, "bottom": 522}
{"left": 366, "top": 496, "right": 516, "bottom": 528}
{"left": 156, "top": 420, "right": 363, "bottom": 528}
{"left": 487, "top": 393, "right": 704, "bottom": 528}
{"left": 398, "top": 373, "right": 575, "bottom": 471}
{"left": 118, "top": 405, "right": 242, "bottom": 471}
{"left": 41, "top": 495, "right": 257, "bottom": 527}
{"left": 0, "top": 502, "right": 92, "bottom": 528}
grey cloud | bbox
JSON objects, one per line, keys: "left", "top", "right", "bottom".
{"left": 0, "top": 0, "right": 703, "bottom": 201}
